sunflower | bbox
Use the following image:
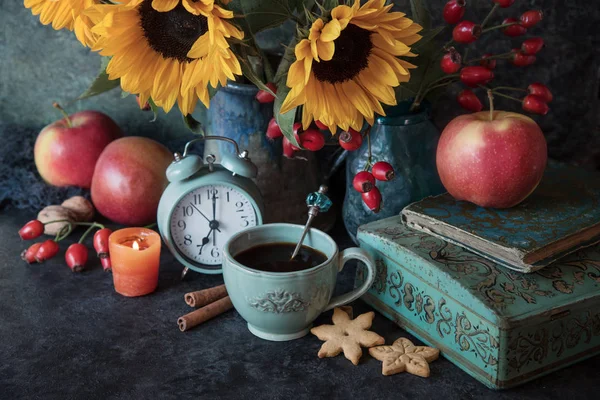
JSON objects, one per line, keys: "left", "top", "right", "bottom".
{"left": 280, "top": 0, "right": 422, "bottom": 133}
{"left": 24, "top": 0, "right": 99, "bottom": 47}
{"left": 87, "top": 0, "right": 243, "bottom": 115}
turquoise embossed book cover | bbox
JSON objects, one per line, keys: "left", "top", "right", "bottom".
{"left": 401, "top": 163, "right": 600, "bottom": 273}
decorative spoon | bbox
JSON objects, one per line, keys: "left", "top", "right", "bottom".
{"left": 290, "top": 185, "right": 332, "bottom": 260}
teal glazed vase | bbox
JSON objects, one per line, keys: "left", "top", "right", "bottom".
{"left": 343, "top": 101, "right": 445, "bottom": 243}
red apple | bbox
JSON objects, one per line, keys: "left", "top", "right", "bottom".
{"left": 91, "top": 137, "right": 173, "bottom": 225}
{"left": 34, "top": 109, "right": 122, "bottom": 188}
{"left": 436, "top": 111, "right": 547, "bottom": 208}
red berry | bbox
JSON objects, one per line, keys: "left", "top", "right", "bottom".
{"left": 299, "top": 129, "right": 325, "bottom": 151}
{"left": 282, "top": 136, "right": 297, "bottom": 158}
{"left": 361, "top": 187, "right": 382, "bottom": 213}
{"left": 315, "top": 120, "right": 328, "bottom": 130}
{"left": 101, "top": 257, "right": 112, "bottom": 272}
{"left": 338, "top": 129, "right": 363, "bottom": 151}
{"left": 457, "top": 89, "right": 483, "bottom": 112}
{"left": 493, "top": 0, "right": 515, "bottom": 7}
{"left": 440, "top": 50, "right": 462, "bottom": 74}
{"left": 511, "top": 49, "right": 536, "bottom": 67}
{"left": 93, "top": 228, "right": 112, "bottom": 258}
{"left": 136, "top": 95, "right": 151, "bottom": 111}
{"left": 21, "top": 243, "right": 42, "bottom": 264}
{"left": 19, "top": 220, "right": 45, "bottom": 240}
{"left": 452, "top": 21, "right": 482, "bottom": 44}
{"left": 528, "top": 83, "right": 553, "bottom": 103}
{"left": 480, "top": 54, "right": 497, "bottom": 70}
{"left": 65, "top": 243, "right": 89, "bottom": 272}
{"left": 443, "top": 0, "right": 466, "bottom": 25}
{"left": 266, "top": 118, "right": 283, "bottom": 140}
{"left": 35, "top": 240, "right": 60, "bottom": 262}
{"left": 503, "top": 18, "right": 527, "bottom": 37}
{"left": 372, "top": 162, "right": 395, "bottom": 182}
{"left": 255, "top": 82, "right": 277, "bottom": 104}
{"left": 353, "top": 171, "right": 376, "bottom": 193}
{"left": 521, "top": 37, "right": 544, "bottom": 55}
{"left": 520, "top": 10, "right": 543, "bottom": 28}
{"left": 522, "top": 95, "right": 549, "bottom": 115}
{"left": 460, "top": 66, "right": 494, "bottom": 87}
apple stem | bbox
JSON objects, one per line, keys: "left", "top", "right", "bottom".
{"left": 363, "top": 126, "right": 373, "bottom": 171}
{"left": 488, "top": 90, "right": 494, "bottom": 121}
{"left": 53, "top": 102, "right": 73, "bottom": 128}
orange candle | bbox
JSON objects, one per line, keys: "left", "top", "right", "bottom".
{"left": 108, "top": 228, "right": 161, "bottom": 297}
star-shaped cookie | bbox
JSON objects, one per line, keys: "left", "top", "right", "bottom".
{"left": 369, "top": 337, "right": 440, "bottom": 377}
{"left": 310, "top": 308, "right": 385, "bottom": 365}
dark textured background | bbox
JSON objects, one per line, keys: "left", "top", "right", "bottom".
{"left": 1, "top": 0, "right": 599, "bottom": 168}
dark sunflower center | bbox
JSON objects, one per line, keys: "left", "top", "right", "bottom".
{"left": 139, "top": 0, "right": 208, "bottom": 62}
{"left": 312, "top": 24, "right": 373, "bottom": 84}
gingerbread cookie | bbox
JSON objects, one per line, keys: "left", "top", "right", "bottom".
{"left": 369, "top": 337, "right": 440, "bottom": 377}
{"left": 310, "top": 308, "right": 385, "bottom": 365}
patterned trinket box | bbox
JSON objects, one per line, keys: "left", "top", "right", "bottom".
{"left": 355, "top": 216, "right": 600, "bottom": 389}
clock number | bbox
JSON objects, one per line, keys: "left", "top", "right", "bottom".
{"left": 184, "top": 235, "right": 192, "bottom": 246}
{"left": 183, "top": 206, "right": 193, "bottom": 217}
{"left": 207, "top": 188, "right": 218, "bottom": 200}
{"left": 211, "top": 247, "right": 220, "bottom": 258}
{"left": 193, "top": 194, "right": 202, "bottom": 205}
{"left": 240, "top": 216, "right": 250, "bottom": 227}
{"left": 226, "top": 192, "right": 230, "bottom": 202}
{"left": 235, "top": 201, "right": 244, "bottom": 212}
{"left": 178, "top": 220, "right": 187, "bottom": 230}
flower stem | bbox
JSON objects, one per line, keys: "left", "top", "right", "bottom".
{"left": 481, "top": 4, "right": 499, "bottom": 29}
{"left": 143, "top": 222, "right": 157, "bottom": 229}
{"left": 78, "top": 223, "right": 103, "bottom": 244}
{"left": 492, "top": 91, "right": 523, "bottom": 103}
{"left": 482, "top": 22, "right": 518, "bottom": 33}
{"left": 488, "top": 90, "right": 494, "bottom": 121}
{"left": 362, "top": 126, "right": 373, "bottom": 171}
{"left": 466, "top": 51, "right": 514, "bottom": 64}
{"left": 493, "top": 86, "right": 527, "bottom": 92}
{"left": 52, "top": 102, "right": 72, "bottom": 128}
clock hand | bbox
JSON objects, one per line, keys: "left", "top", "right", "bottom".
{"left": 197, "top": 232, "right": 212, "bottom": 255}
{"left": 190, "top": 202, "right": 221, "bottom": 232}
{"left": 212, "top": 191, "right": 218, "bottom": 247}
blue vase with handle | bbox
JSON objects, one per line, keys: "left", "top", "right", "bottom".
{"left": 342, "top": 101, "right": 445, "bottom": 243}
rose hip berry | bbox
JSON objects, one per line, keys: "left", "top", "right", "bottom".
{"left": 65, "top": 243, "right": 89, "bottom": 273}
{"left": 266, "top": 118, "right": 283, "bottom": 140}
{"left": 522, "top": 95, "right": 550, "bottom": 115}
{"left": 353, "top": 171, "right": 376, "bottom": 193}
{"left": 255, "top": 82, "right": 277, "bottom": 104}
{"left": 480, "top": 54, "right": 497, "bottom": 70}
{"left": 522, "top": 38, "right": 544, "bottom": 55}
{"left": 372, "top": 162, "right": 395, "bottom": 182}
{"left": 339, "top": 129, "right": 363, "bottom": 151}
{"left": 282, "top": 136, "right": 297, "bottom": 158}
{"left": 315, "top": 120, "right": 328, "bottom": 130}
{"left": 19, "top": 220, "right": 45, "bottom": 240}
{"left": 441, "top": 50, "right": 462, "bottom": 74}
{"left": 503, "top": 18, "right": 527, "bottom": 37}
{"left": 460, "top": 66, "right": 494, "bottom": 87}
{"left": 452, "top": 21, "right": 482, "bottom": 44}
{"left": 362, "top": 187, "right": 383, "bottom": 213}
{"left": 299, "top": 129, "right": 325, "bottom": 151}
{"left": 520, "top": 10, "right": 543, "bottom": 28}
{"left": 136, "top": 95, "right": 151, "bottom": 111}
{"left": 493, "top": 0, "right": 515, "bottom": 7}
{"left": 93, "top": 228, "right": 112, "bottom": 258}
{"left": 527, "top": 83, "right": 553, "bottom": 103}
{"left": 443, "top": 0, "right": 466, "bottom": 25}
{"left": 101, "top": 257, "right": 112, "bottom": 272}
{"left": 457, "top": 89, "right": 483, "bottom": 112}
{"left": 21, "top": 243, "right": 43, "bottom": 264}
{"left": 35, "top": 240, "right": 60, "bottom": 262}
{"left": 511, "top": 50, "right": 536, "bottom": 67}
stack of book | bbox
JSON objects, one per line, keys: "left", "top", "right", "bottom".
{"left": 355, "top": 162, "right": 600, "bottom": 389}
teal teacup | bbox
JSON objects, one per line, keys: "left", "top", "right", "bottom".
{"left": 222, "top": 223, "right": 376, "bottom": 341}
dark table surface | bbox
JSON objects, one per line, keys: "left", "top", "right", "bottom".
{"left": 2, "top": 210, "right": 600, "bottom": 400}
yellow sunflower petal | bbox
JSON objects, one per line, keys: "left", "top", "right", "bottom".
{"left": 151, "top": 0, "right": 179, "bottom": 12}
{"left": 320, "top": 19, "right": 341, "bottom": 42}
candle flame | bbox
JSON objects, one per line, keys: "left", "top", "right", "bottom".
{"left": 132, "top": 240, "right": 140, "bottom": 251}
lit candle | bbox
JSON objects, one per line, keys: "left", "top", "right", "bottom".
{"left": 108, "top": 228, "right": 161, "bottom": 297}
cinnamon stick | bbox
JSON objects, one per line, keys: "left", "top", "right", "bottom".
{"left": 178, "top": 296, "right": 233, "bottom": 332}
{"left": 184, "top": 284, "right": 227, "bottom": 308}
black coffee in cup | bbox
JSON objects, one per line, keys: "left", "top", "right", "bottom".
{"left": 234, "top": 243, "right": 327, "bottom": 273}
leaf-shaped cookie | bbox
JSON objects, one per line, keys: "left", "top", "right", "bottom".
{"left": 369, "top": 337, "right": 440, "bottom": 377}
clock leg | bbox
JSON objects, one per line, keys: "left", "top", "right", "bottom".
{"left": 181, "top": 267, "right": 189, "bottom": 280}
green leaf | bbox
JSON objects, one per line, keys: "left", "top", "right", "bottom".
{"left": 78, "top": 56, "right": 120, "bottom": 100}
{"left": 148, "top": 97, "right": 159, "bottom": 123}
{"left": 183, "top": 113, "right": 205, "bottom": 136}
{"left": 230, "top": 1, "right": 295, "bottom": 34}
{"left": 239, "top": 54, "right": 276, "bottom": 98}
{"left": 273, "top": 83, "right": 299, "bottom": 148}
{"left": 412, "top": 26, "right": 444, "bottom": 52}
{"left": 321, "top": 0, "right": 338, "bottom": 11}
{"left": 410, "top": 0, "right": 431, "bottom": 30}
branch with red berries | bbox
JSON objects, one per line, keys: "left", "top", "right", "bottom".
{"left": 411, "top": 0, "right": 549, "bottom": 116}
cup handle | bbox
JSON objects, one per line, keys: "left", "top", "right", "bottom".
{"left": 324, "top": 247, "right": 376, "bottom": 312}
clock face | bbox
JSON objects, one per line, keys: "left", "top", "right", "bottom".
{"left": 169, "top": 184, "right": 258, "bottom": 266}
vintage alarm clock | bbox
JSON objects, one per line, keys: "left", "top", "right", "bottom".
{"left": 157, "top": 136, "right": 264, "bottom": 276}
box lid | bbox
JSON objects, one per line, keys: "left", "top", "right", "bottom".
{"left": 357, "top": 216, "right": 600, "bottom": 328}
